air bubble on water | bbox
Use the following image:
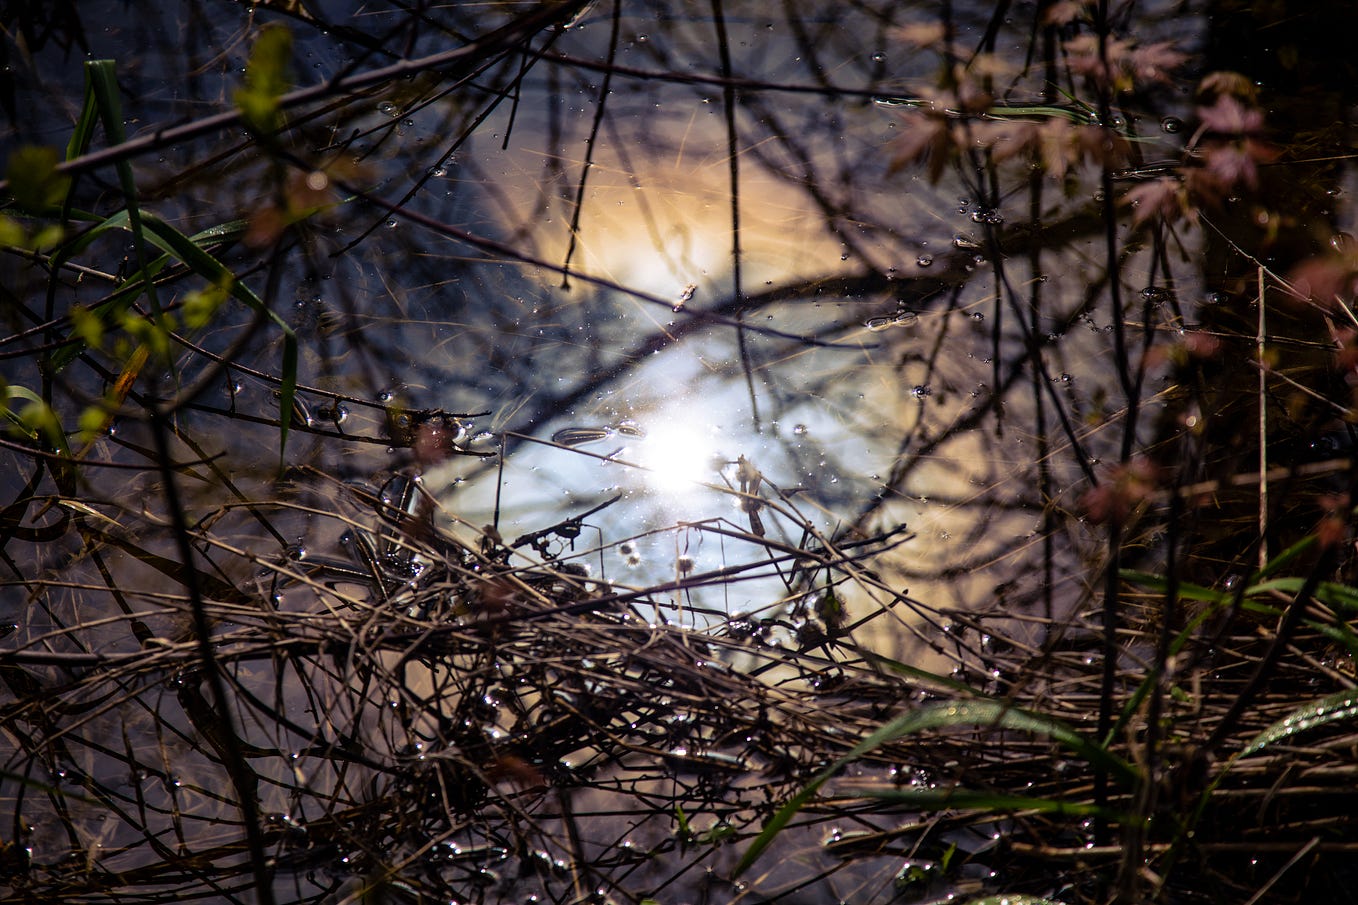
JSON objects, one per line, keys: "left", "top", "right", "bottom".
{"left": 378, "top": 101, "right": 397, "bottom": 116}
{"left": 385, "top": 219, "right": 398, "bottom": 229}
{"left": 429, "top": 166, "right": 447, "bottom": 178}
{"left": 916, "top": 253, "right": 933, "bottom": 267}
{"left": 1161, "top": 116, "right": 1183, "bottom": 133}
{"left": 912, "top": 385, "right": 932, "bottom": 398}
{"left": 871, "top": 52, "right": 886, "bottom": 62}
{"left": 793, "top": 423, "right": 808, "bottom": 435}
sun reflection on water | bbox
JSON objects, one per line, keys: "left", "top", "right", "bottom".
{"left": 633, "top": 416, "right": 722, "bottom": 502}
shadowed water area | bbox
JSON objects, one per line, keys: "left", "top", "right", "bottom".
{"left": 3, "top": 1, "right": 1358, "bottom": 903}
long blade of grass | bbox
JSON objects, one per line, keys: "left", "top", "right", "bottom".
{"left": 734, "top": 699, "right": 1135, "bottom": 876}
{"left": 1242, "top": 688, "right": 1358, "bottom": 756}
{"left": 133, "top": 213, "right": 299, "bottom": 461}
{"left": 840, "top": 786, "right": 1111, "bottom": 817}
{"left": 858, "top": 647, "right": 976, "bottom": 695}
{"left": 66, "top": 80, "right": 99, "bottom": 164}
{"left": 86, "top": 61, "right": 161, "bottom": 316}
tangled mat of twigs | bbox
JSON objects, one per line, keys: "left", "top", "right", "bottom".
{"left": 4, "top": 459, "right": 1358, "bottom": 905}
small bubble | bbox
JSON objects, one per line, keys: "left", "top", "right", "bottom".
{"left": 912, "top": 385, "right": 932, "bottom": 398}
{"left": 916, "top": 253, "right": 933, "bottom": 267}
{"left": 793, "top": 423, "right": 808, "bottom": 435}
{"left": 378, "top": 101, "right": 398, "bottom": 116}
{"left": 385, "top": 219, "right": 398, "bottom": 229}
{"left": 871, "top": 52, "right": 886, "bottom": 63}
{"left": 1160, "top": 116, "right": 1183, "bottom": 134}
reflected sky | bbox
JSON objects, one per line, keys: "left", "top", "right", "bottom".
{"left": 0, "top": 0, "right": 1216, "bottom": 633}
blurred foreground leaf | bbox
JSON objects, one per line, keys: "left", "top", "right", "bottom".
{"left": 235, "top": 23, "right": 293, "bottom": 133}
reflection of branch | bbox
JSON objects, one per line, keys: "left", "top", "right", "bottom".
{"left": 475, "top": 271, "right": 956, "bottom": 463}
{"left": 335, "top": 176, "right": 871, "bottom": 348}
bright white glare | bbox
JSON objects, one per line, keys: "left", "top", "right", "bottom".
{"left": 635, "top": 419, "right": 720, "bottom": 499}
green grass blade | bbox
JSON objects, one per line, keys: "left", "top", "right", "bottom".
{"left": 735, "top": 699, "right": 1135, "bottom": 876}
{"left": 134, "top": 214, "right": 297, "bottom": 462}
{"left": 1118, "top": 569, "right": 1223, "bottom": 602}
{"left": 86, "top": 61, "right": 161, "bottom": 319}
{"left": 842, "top": 786, "right": 1111, "bottom": 817}
{"left": 1242, "top": 688, "right": 1358, "bottom": 756}
{"left": 47, "top": 214, "right": 247, "bottom": 369}
{"left": 67, "top": 85, "right": 99, "bottom": 163}
{"left": 858, "top": 647, "right": 976, "bottom": 695}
